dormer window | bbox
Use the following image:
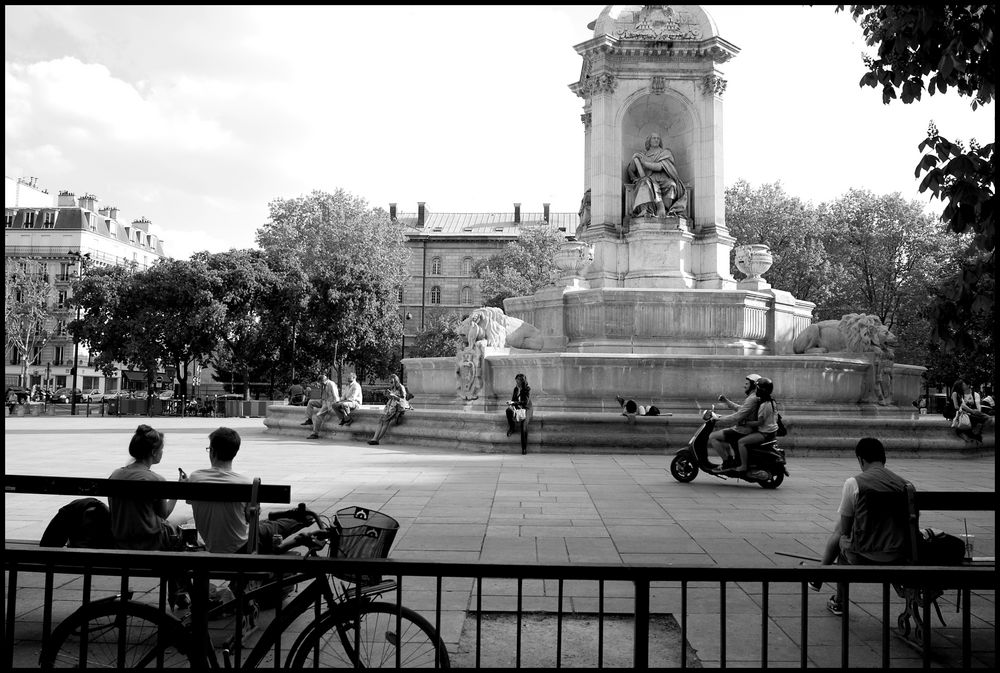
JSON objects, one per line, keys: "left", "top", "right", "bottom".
{"left": 24, "top": 212, "right": 36, "bottom": 228}
{"left": 43, "top": 212, "right": 55, "bottom": 228}
{"left": 5, "top": 213, "right": 12, "bottom": 228}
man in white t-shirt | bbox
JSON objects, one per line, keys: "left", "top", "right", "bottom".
{"left": 187, "top": 427, "right": 312, "bottom": 554}
{"left": 333, "top": 372, "right": 363, "bottom": 426}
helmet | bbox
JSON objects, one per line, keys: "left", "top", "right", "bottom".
{"left": 756, "top": 377, "right": 774, "bottom": 396}
{"left": 745, "top": 373, "right": 762, "bottom": 383}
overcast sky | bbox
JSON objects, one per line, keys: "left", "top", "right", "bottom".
{"left": 5, "top": 5, "right": 995, "bottom": 261}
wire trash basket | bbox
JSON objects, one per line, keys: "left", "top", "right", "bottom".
{"left": 328, "top": 506, "right": 399, "bottom": 586}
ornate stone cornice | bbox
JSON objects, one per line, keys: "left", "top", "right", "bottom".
{"left": 580, "top": 112, "right": 592, "bottom": 127}
{"left": 573, "top": 72, "right": 618, "bottom": 99}
{"left": 576, "top": 35, "right": 739, "bottom": 65}
{"left": 702, "top": 74, "right": 727, "bottom": 97}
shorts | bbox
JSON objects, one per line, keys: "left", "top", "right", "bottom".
{"left": 721, "top": 428, "right": 749, "bottom": 444}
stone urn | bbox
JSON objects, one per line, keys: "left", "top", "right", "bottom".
{"left": 734, "top": 244, "right": 773, "bottom": 280}
{"left": 553, "top": 240, "right": 594, "bottom": 281}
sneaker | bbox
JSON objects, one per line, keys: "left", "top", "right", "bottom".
{"left": 367, "top": 440, "right": 379, "bottom": 445}
{"left": 808, "top": 581, "right": 822, "bottom": 592}
{"left": 342, "top": 417, "right": 354, "bottom": 426}
{"left": 827, "top": 595, "right": 843, "bottom": 616}
{"left": 300, "top": 420, "right": 312, "bottom": 426}
{"left": 307, "top": 433, "right": 319, "bottom": 439}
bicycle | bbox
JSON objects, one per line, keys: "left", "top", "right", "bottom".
{"left": 38, "top": 506, "right": 451, "bottom": 668}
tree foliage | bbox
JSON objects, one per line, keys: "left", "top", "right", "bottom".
{"left": 839, "top": 5, "right": 995, "bottom": 367}
{"left": 409, "top": 311, "right": 466, "bottom": 358}
{"left": 473, "top": 226, "right": 565, "bottom": 308}
{"left": 256, "top": 189, "right": 410, "bottom": 386}
{"left": 4, "top": 259, "right": 54, "bottom": 385}
{"left": 724, "top": 180, "right": 837, "bottom": 305}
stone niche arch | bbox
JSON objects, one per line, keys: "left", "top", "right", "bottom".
{"left": 620, "top": 92, "right": 697, "bottom": 194}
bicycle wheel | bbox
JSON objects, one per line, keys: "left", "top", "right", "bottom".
{"left": 39, "top": 600, "right": 193, "bottom": 668}
{"left": 289, "top": 601, "right": 450, "bottom": 668}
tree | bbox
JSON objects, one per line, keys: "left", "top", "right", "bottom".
{"left": 839, "top": 5, "right": 995, "bottom": 358}
{"left": 256, "top": 189, "right": 410, "bottom": 386}
{"left": 409, "top": 311, "right": 466, "bottom": 358}
{"left": 5, "top": 259, "right": 54, "bottom": 386}
{"left": 194, "top": 249, "right": 282, "bottom": 400}
{"left": 724, "top": 180, "right": 838, "bottom": 305}
{"left": 473, "top": 226, "right": 565, "bottom": 308}
{"left": 819, "top": 189, "right": 960, "bottom": 365}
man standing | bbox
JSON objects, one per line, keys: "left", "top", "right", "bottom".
{"left": 333, "top": 372, "right": 363, "bottom": 426}
{"left": 708, "top": 373, "right": 761, "bottom": 471}
{"left": 815, "top": 437, "right": 912, "bottom": 616}
{"left": 302, "top": 374, "right": 338, "bottom": 439}
{"left": 187, "top": 427, "right": 312, "bottom": 554}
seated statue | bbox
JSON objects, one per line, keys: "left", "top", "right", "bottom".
{"left": 626, "top": 132, "right": 688, "bottom": 218}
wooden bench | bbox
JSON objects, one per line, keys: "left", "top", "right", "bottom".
{"left": 4, "top": 474, "right": 292, "bottom": 554}
{"left": 898, "top": 489, "right": 996, "bottom": 647}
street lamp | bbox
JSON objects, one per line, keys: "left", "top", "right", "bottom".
{"left": 400, "top": 312, "right": 413, "bottom": 376}
{"left": 68, "top": 250, "right": 91, "bottom": 416}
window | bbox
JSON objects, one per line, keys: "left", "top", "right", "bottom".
{"left": 31, "top": 347, "right": 42, "bottom": 366}
{"left": 462, "top": 257, "right": 473, "bottom": 275}
{"left": 57, "top": 290, "right": 67, "bottom": 308}
{"left": 397, "top": 287, "right": 404, "bottom": 303}
{"left": 461, "top": 286, "right": 472, "bottom": 304}
{"left": 5, "top": 213, "right": 12, "bottom": 228}
{"left": 430, "top": 286, "right": 441, "bottom": 305}
{"left": 24, "top": 212, "right": 35, "bottom": 228}
{"left": 59, "top": 263, "right": 72, "bottom": 281}
{"left": 43, "top": 212, "right": 54, "bottom": 228}
{"left": 55, "top": 321, "right": 66, "bottom": 336}
{"left": 430, "top": 257, "right": 441, "bottom": 275}
{"left": 8, "top": 349, "right": 18, "bottom": 366}
{"left": 54, "top": 346, "right": 65, "bottom": 365}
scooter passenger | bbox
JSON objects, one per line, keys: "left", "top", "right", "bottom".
{"left": 727, "top": 378, "right": 779, "bottom": 476}
{"left": 708, "top": 373, "right": 762, "bottom": 471}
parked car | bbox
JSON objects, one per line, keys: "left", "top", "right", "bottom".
{"left": 82, "top": 389, "right": 102, "bottom": 403}
{"left": 157, "top": 390, "right": 175, "bottom": 400}
{"left": 96, "top": 390, "right": 130, "bottom": 402}
{"left": 52, "top": 387, "right": 83, "bottom": 403}
{"left": 132, "top": 390, "right": 149, "bottom": 400}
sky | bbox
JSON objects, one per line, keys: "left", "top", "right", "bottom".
{"left": 5, "top": 5, "right": 995, "bottom": 261}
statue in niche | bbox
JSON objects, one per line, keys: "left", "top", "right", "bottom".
{"left": 626, "top": 132, "right": 688, "bottom": 218}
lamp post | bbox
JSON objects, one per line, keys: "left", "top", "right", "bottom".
{"left": 68, "top": 250, "right": 91, "bottom": 416}
{"left": 400, "top": 312, "right": 413, "bottom": 376}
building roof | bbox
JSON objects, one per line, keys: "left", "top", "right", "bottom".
{"left": 395, "top": 211, "right": 578, "bottom": 238}
{"left": 5, "top": 205, "right": 165, "bottom": 257}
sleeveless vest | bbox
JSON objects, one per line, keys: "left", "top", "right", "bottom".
{"left": 850, "top": 466, "right": 911, "bottom": 561}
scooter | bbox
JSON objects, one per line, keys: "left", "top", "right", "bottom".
{"left": 669, "top": 407, "right": 789, "bottom": 489}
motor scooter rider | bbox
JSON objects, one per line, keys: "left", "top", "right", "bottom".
{"left": 725, "top": 377, "right": 779, "bottom": 476}
{"left": 708, "top": 373, "right": 762, "bottom": 471}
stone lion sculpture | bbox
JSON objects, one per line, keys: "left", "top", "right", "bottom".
{"left": 792, "top": 313, "right": 897, "bottom": 405}
{"left": 459, "top": 306, "right": 544, "bottom": 351}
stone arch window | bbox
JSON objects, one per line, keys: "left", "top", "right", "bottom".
{"left": 430, "top": 286, "right": 441, "bottom": 305}
{"left": 462, "top": 257, "right": 473, "bottom": 275}
{"left": 397, "top": 287, "right": 404, "bottom": 303}
{"left": 431, "top": 257, "right": 441, "bottom": 275}
{"left": 461, "top": 286, "right": 472, "bottom": 304}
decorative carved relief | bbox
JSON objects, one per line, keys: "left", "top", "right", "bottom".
{"left": 702, "top": 74, "right": 727, "bottom": 97}
{"left": 614, "top": 5, "right": 702, "bottom": 41}
{"left": 650, "top": 75, "right": 666, "bottom": 95}
{"left": 579, "top": 72, "right": 617, "bottom": 98}
{"left": 580, "top": 112, "right": 592, "bottom": 127}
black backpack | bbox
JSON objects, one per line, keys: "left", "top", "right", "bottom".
{"left": 917, "top": 527, "right": 966, "bottom": 565}
{"left": 40, "top": 497, "right": 114, "bottom": 549}
{"left": 942, "top": 398, "right": 956, "bottom": 421}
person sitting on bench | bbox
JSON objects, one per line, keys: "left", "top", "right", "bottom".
{"left": 187, "top": 427, "right": 313, "bottom": 555}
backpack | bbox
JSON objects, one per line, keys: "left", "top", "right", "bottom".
{"left": 771, "top": 401, "right": 788, "bottom": 436}
{"left": 40, "top": 497, "right": 114, "bottom": 549}
{"left": 917, "top": 527, "right": 966, "bottom": 565}
{"left": 942, "top": 398, "right": 956, "bottom": 420}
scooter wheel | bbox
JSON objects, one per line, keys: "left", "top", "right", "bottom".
{"left": 757, "top": 471, "right": 784, "bottom": 489}
{"left": 670, "top": 454, "right": 699, "bottom": 483}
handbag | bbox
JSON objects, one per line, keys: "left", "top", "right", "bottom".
{"left": 513, "top": 407, "right": 526, "bottom": 422}
{"left": 954, "top": 411, "right": 971, "bottom": 431}
{"left": 772, "top": 400, "right": 788, "bottom": 437}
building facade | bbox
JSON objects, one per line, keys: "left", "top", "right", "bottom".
{"left": 392, "top": 202, "right": 578, "bottom": 356}
{"left": 4, "top": 176, "right": 167, "bottom": 392}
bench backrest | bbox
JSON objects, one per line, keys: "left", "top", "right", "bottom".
{"left": 909, "top": 489, "right": 994, "bottom": 565}
{"left": 5, "top": 474, "right": 292, "bottom": 554}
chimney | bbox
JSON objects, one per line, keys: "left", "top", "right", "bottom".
{"left": 108, "top": 206, "right": 119, "bottom": 220}
{"left": 131, "top": 217, "right": 150, "bottom": 233}
{"left": 78, "top": 193, "right": 98, "bottom": 211}
{"left": 58, "top": 190, "right": 76, "bottom": 207}
{"left": 417, "top": 202, "right": 426, "bottom": 228}
{"left": 514, "top": 203, "right": 521, "bottom": 224}
{"left": 389, "top": 203, "right": 397, "bottom": 221}
{"left": 543, "top": 203, "right": 550, "bottom": 223}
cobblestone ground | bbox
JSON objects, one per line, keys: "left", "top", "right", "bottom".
{"left": 5, "top": 416, "right": 995, "bottom": 668}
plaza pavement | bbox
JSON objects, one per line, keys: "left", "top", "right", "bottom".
{"left": 4, "top": 415, "right": 995, "bottom": 668}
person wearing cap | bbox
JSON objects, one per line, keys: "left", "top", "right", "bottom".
{"left": 708, "top": 373, "right": 762, "bottom": 471}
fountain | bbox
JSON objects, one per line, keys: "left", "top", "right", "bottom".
{"left": 266, "top": 6, "right": 990, "bottom": 455}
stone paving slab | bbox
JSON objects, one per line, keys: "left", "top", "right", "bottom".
{"left": 4, "top": 415, "right": 996, "bottom": 668}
